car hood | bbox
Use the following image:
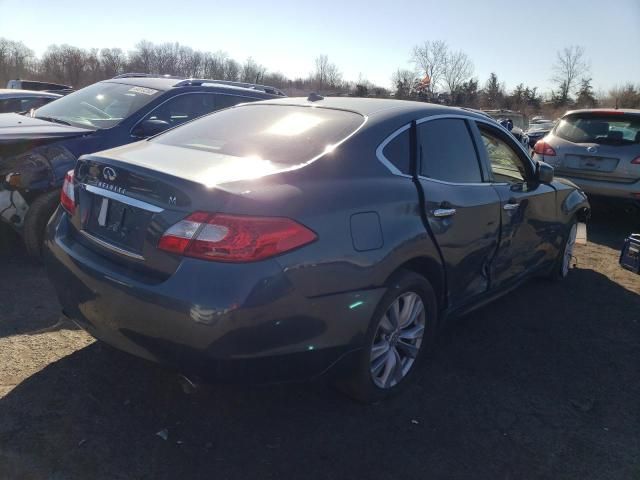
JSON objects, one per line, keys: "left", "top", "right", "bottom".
{"left": 0, "top": 113, "right": 92, "bottom": 143}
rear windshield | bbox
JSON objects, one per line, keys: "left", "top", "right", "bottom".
{"left": 555, "top": 114, "right": 640, "bottom": 145}
{"left": 153, "top": 104, "right": 365, "bottom": 165}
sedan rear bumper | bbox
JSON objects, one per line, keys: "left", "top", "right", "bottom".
{"left": 44, "top": 209, "right": 384, "bottom": 383}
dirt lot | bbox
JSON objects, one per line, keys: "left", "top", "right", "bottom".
{"left": 1, "top": 207, "right": 639, "bottom": 480}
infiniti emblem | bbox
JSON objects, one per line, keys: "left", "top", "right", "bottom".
{"left": 103, "top": 166, "right": 117, "bottom": 181}
{"left": 586, "top": 146, "right": 597, "bottom": 153}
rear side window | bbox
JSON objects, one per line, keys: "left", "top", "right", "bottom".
{"left": 146, "top": 93, "right": 217, "bottom": 126}
{"left": 555, "top": 114, "right": 640, "bottom": 145}
{"left": 382, "top": 128, "right": 411, "bottom": 174}
{"left": 154, "top": 105, "right": 365, "bottom": 166}
{"left": 214, "top": 94, "right": 255, "bottom": 110}
{"left": 418, "top": 119, "right": 482, "bottom": 183}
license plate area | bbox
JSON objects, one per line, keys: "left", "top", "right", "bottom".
{"left": 84, "top": 193, "right": 152, "bottom": 254}
{"left": 565, "top": 154, "right": 619, "bottom": 172}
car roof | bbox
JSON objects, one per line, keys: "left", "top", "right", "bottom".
{"left": 246, "top": 96, "right": 487, "bottom": 120}
{"left": 0, "top": 88, "right": 62, "bottom": 98}
{"left": 106, "top": 77, "right": 184, "bottom": 91}
{"left": 105, "top": 76, "right": 282, "bottom": 97}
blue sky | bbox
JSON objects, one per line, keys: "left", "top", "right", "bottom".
{"left": 1, "top": 0, "right": 638, "bottom": 93}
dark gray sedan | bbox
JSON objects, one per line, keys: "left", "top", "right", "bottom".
{"left": 44, "top": 98, "right": 590, "bottom": 401}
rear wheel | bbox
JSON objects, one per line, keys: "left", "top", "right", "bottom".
{"left": 23, "top": 190, "right": 60, "bottom": 258}
{"left": 336, "top": 270, "right": 437, "bottom": 403}
{"left": 548, "top": 220, "right": 578, "bottom": 279}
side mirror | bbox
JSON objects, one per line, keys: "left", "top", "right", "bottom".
{"left": 132, "top": 119, "right": 170, "bottom": 138}
{"left": 537, "top": 161, "right": 554, "bottom": 183}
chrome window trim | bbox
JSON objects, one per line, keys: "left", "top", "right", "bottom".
{"left": 84, "top": 184, "right": 164, "bottom": 213}
{"left": 416, "top": 175, "right": 503, "bottom": 187}
{"left": 79, "top": 230, "right": 145, "bottom": 261}
{"left": 375, "top": 113, "right": 534, "bottom": 183}
{"left": 129, "top": 91, "right": 263, "bottom": 138}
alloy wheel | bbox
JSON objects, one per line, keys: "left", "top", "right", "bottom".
{"left": 370, "top": 292, "right": 426, "bottom": 389}
{"left": 562, "top": 223, "right": 578, "bottom": 277}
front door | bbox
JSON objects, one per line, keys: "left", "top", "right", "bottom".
{"left": 415, "top": 118, "right": 502, "bottom": 309}
{"left": 473, "top": 122, "right": 558, "bottom": 289}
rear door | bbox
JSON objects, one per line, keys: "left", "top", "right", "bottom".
{"left": 473, "top": 121, "right": 558, "bottom": 288}
{"left": 415, "top": 117, "right": 501, "bottom": 308}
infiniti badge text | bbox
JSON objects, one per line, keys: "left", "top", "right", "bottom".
{"left": 96, "top": 181, "right": 126, "bottom": 195}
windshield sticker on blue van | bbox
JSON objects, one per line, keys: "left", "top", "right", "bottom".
{"left": 128, "top": 86, "right": 158, "bottom": 96}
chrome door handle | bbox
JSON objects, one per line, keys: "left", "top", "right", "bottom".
{"left": 433, "top": 208, "right": 457, "bottom": 218}
{"left": 503, "top": 203, "right": 519, "bottom": 211}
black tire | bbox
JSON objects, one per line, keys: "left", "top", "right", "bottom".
{"left": 23, "top": 190, "right": 61, "bottom": 258}
{"left": 547, "top": 219, "right": 578, "bottom": 280}
{"left": 335, "top": 270, "right": 438, "bottom": 403}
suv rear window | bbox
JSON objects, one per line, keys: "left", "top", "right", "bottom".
{"left": 555, "top": 114, "right": 640, "bottom": 145}
{"left": 154, "top": 104, "right": 365, "bottom": 166}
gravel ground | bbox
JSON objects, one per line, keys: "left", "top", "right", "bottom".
{"left": 0, "top": 207, "right": 639, "bottom": 480}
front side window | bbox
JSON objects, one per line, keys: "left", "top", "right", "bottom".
{"left": 418, "top": 119, "right": 482, "bottom": 183}
{"left": 153, "top": 104, "right": 365, "bottom": 167}
{"left": 33, "top": 81, "right": 163, "bottom": 129}
{"left": 480, "top": 130, "right": 527, "bottom": 183}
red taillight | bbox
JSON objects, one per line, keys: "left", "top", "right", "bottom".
{"left": 631, "top": 156, "right": 640, "bottom": 165}
{"left": 158, "top": 212, "right": 317, "bottom": 262}
{"left": 533, "top": 140, "right": 556, "bottom": 156}
{"left": 60, "top": 169, "right": 75, "bottom": 214}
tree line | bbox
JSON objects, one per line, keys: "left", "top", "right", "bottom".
{"left": 1, "top": 37, "right": 638, "bottom": 116}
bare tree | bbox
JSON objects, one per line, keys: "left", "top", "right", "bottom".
{"left": 392, "top": 68, "right": 417, "bottom": 99}
{"left": 85, "top": 48, "right": 101, "bottom": 83}
{"left": 203, "top": 51, "right": 228, "bottom": 79}
{"left": 224, "top": 58, "right": 240, "bottom": 81}
{"left": 0, "top": 38, "right": 35, "bottom": 84}
{"left": 326, "top": 62, "right": 342, "bottom": 89}
{"left": 60, "top": 45, "right": 87, "bottom": 86}
{"left": 128, "top": 40, "right": 155, "bottom": 73}
{"left": 241, "top": 57, "right": 266, "bottom": 83}
{"left": 443, "top": 50, "right": 473, "bottom": 94}
{"left": 608, "top": 83, "right": 640, "bottom": 108}
{"left": 311, "top": 54, "right": 342, "bottom": 90}
{"left": 552, "top": 45, "right": 589, "bottom": 103}
{"left": 100, "top": 48, "right": 126, "bottom": 78}
{"left": 411, "top": 40, "right": 448, "bottom": 92}
{"left": 262, "top": 71, "right": 289, "bottom": 89}
{"left": 313, "top": 54, "right": 330, "bottom": 89}
{"left": 178, "top": 46, "right": 202, "bottom": 78}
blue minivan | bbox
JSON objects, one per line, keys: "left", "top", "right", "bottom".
{"left": 0, "top": 74, "right": 284, "bottom": 255}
